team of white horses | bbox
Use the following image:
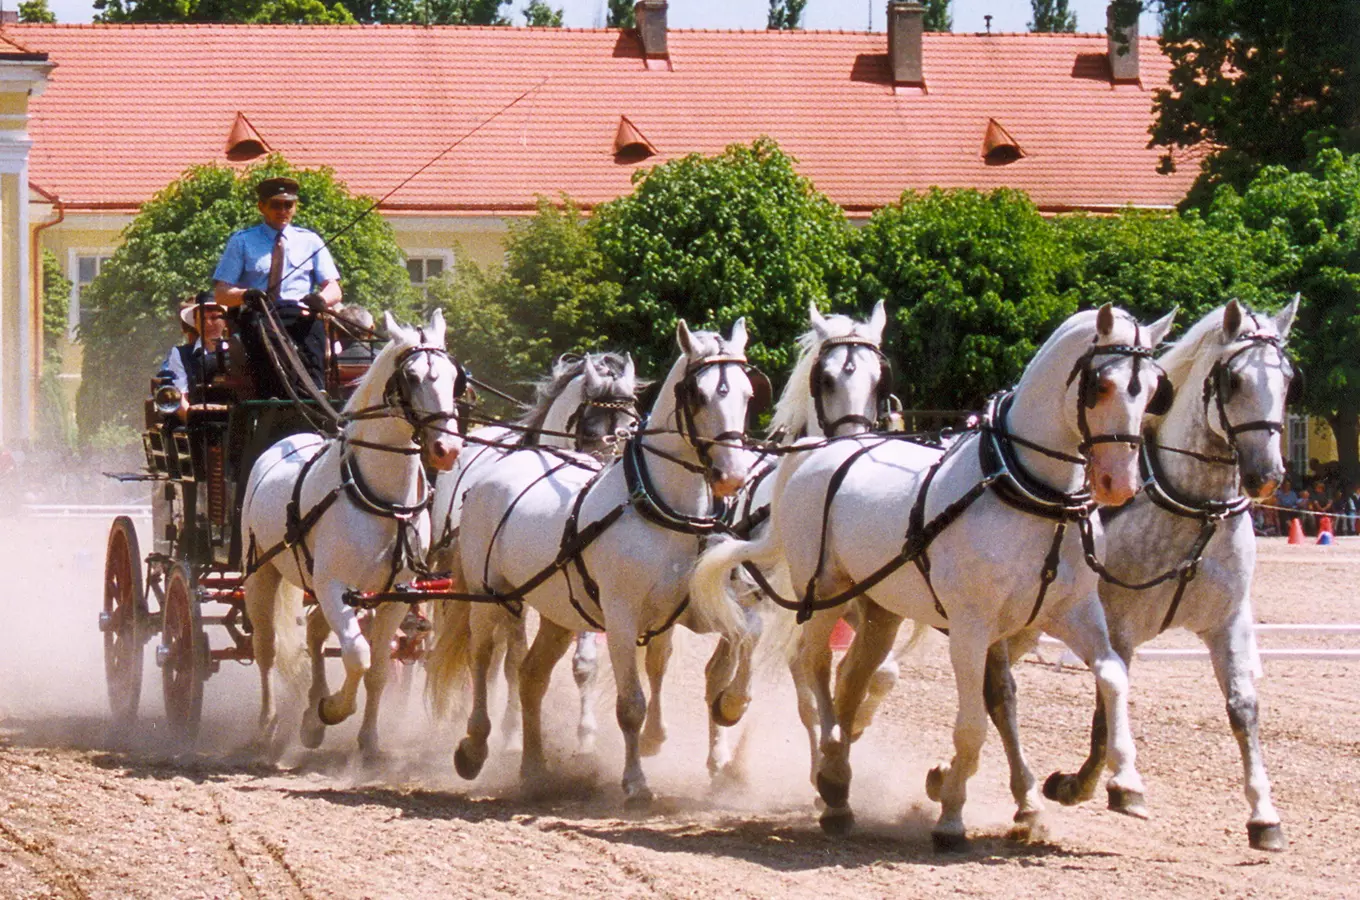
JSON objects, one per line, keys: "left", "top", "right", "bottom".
{"left": 238, "top": 295, "right": 1299, "bottom": 852}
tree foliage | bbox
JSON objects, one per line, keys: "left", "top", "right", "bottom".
{"left": 40, "top": 249, "right": 72, "bottom": 369}
{"left": 1028, "top": 0, "right": 1075, "bottom": 32}
{"left": 1151, "top": 0, "right": 1360, "bottom": 205}
{"left": 18, "top": 0, "right": 57, "bottom": 22}
{"left": 75, "top": 155, "right": 415, "bottom": 437}
{"left": 856, "top": 188, "right": 1074, "bottom": 411}
{"left": 922, "top": 0, "right": 950, "bottom": 32}
{"left": 605, "top": 0, "right": 632, "bottom": 27}
{"left": 521, "top": 0, "right": 560, "bottom": 26}
{"left": 93, "top": 0, "right": 508, "bottom": 23}
{"left": 591, "top": 139, "right": 861, "bottom": 376}
{"left": 766, "top": 0, "right": 805, "bottom": 29}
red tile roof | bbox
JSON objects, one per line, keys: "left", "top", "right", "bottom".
{"left": 10, "top": 24, "right": 1194, "bottom": 215}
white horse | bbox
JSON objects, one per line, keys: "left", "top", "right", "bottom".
{"left": 242, "top": 310, "right": 463, "bottom": 760}
{"left": 427, "top": 319, "right": 762, "bottom": 805}
{"left": 426, "top": 352, "right": 638, "bottom": 754}
{"left": 707, "top": 299, "right": 899, "bottom": 780}
{"left": 693, "top": 304, "right": 1175, "bottom": 848}
{"left": 1041, "top": 298, "right": 1298, "bottom": 851}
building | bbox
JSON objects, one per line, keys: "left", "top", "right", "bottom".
{"left": 1, "top": 1, "right": 1198, "bottom": 444}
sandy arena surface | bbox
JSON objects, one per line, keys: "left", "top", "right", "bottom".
{"left": 0, "top": 512, "right": 1357, "bottom": 899}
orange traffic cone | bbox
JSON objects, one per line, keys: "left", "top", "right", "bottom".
{"left": 1318, "top": 516, "right": 1335, "bottom": 545}
{"left": 829, "top": 618, "right": 855, "bottom": 651}
{"left": 1288, "top": 518, "right": 1305, "bottom": 544}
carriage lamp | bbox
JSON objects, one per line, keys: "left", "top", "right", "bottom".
{"left": 154, "top": 370, "right": 183, "bottom": 415}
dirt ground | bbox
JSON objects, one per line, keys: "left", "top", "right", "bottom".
{"left": 1, "top": 514, "right": 1357, "bottom": 899}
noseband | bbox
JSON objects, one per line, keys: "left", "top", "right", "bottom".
{"left": 811, "top": 336, "right": 892, "bottom": 435}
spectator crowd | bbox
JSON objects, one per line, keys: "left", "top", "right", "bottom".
{"left": 1256, "top": 459, "right": 1360, "bottom": 537}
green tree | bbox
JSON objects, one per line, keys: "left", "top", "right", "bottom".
{"left": 855, "top": 188, "right": 1074, "bottom": 411}
{"left": 1054, "top": 207, "right": 1281, "bottom": 325}
{"left": 94, "top": 0, "right": 508, "bottom": 22}
{"left": 75, "top": 156, "right": 416, "bottom": 438}
{"left": 1204, "top": 149, "right": 1360, "bottom": 478}
{"left": 922, "top": 0, "right": 950, "bottom": 31}
{"left": 606, "top": 0, "right": 632, "bottom": 27}
{"left": 40, "top": 249, "right": 72, "bottom": 369}
{"left": 591, "top": 139, "right": 860, "bottom": 376}
{"left": 521, "top": 0, "right": 560, "bottom": 25}
{"left": 1151, "top": 0, "right": 1360, "bottom": 206}
{"left": 766, "top": 0, "right": 805, "bottom": 29}
{"left": 1028, "top": 0, "right": 1075, "bottom": 32}
{"left": 18, "top": 0, "right": 58, "bottom": 22}
{"left": 427, "top": 196, "right": 622, "bottom": 392}
{"left": 245, "top": 0, "right": 356, "bottom": 22}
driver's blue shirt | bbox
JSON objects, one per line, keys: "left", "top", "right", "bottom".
{"left": 212, "top": 223, "right": 339, "bottom": 308}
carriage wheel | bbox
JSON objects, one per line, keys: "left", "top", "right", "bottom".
{"left": 102, "top": 516, "right": 145, "bottom": 725}
{"left": 160, "top": 561, "right": 206, "bottom": 741}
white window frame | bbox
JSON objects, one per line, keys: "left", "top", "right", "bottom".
{"left": 404, "top": 249, "right": 454, "bottom": 293}
{"left": 67, "top": 247, "right": 116, "bottom": 341}
{"left": 1287, "top": 413, "right": 1309, "bottom": 482}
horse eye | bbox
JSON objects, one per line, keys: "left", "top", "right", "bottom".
{"left": 1229, "top": 373, "right": 1242, "bottom": 393}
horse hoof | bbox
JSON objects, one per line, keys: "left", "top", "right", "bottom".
{"left": 931, "top": 830, "right": 969, "bottom": 853}
{"left": 815, "top": 772, "right": 850, "bottom": 810}
{"left": 1008, "top": 809, "right": 1043, "bottom": 841}
{"left": 623, "top": 786, "right": 654, "bottom": 810}
{"left": 639, "top": 732, "right": 666, "bottom": 758}
{"left": 925, "top": 765, "right": 945, "bottom": 803}
{"left": 1248, "top": 822, "right": 1288, "bottom": 852}
{"left": 1043, "top": 771, "right": 1086, "bottom": 806}
{"left": 819, "top": 807, "right": 855, "bottom": 837}
{"left": 453, "top": 740, "right": 487, "bottom": 781}
{"left": 710, "top": 691, "right": 749, "bottom": 728}
{"left": 1107, "top": 785, "right": 1149, "bottom": 820}
{"left": 317, "top": 696, "right": 347, "bottom": 727}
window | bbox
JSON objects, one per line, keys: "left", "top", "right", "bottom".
{"left": 405, "top": 254, "right": 449, "bottom": 295}
{"left": 68, "top": 252, "right": 113, "bottom": 341}
{"left": 1287, "top": 414, "right": 1309, "bottom": 482}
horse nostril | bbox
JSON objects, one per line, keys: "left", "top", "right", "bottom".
{"left": 1242, "top": 473, "right": 1263, "bottom": 492}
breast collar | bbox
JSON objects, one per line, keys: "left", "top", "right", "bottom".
{"left": 979, "top": 392, "right": 1096, "bottom": 522}
{"left": 1138, "top": 429, "right": 1253, "bottom": 521}
{"left": 623, "top": 422, "right": 730, "bottom": 536}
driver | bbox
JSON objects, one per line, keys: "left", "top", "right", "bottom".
{"left": 212, "top": 176, "right": 341, "bottom": 397}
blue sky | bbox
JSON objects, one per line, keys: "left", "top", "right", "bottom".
{"left": 39, "top": 0, "right": 1161, "bottom": 33}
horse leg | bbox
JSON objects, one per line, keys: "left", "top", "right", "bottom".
{"left": 705, "top": 635, "right": 741, "bottom": 782}
{"left": 605, "top": 623, "right": 652, "bottom": 807}
{"left": 979, "top": 636, "right": 1045, "bottom": 836}
{"left": 453, "top": 604, "right": 500, "bottom": 781}
{"left": 1048, "top": 596, "right": 1146, "bottom": 819}
{"left": 793, "top": 611, "right": 840, "bottom": 788}
{"left": 244, "top": 564, "right": 282, "bottom": 752}
{"left": 314, "top": 581, "right": 370, "bottom": 727}
{"left": 1043, "top": 635, "right": 1134, "bottom": 807}
{"left": 572, "top": 632, "right": 600, "bottom": 754}
{"left": 1206, "top": 616, "right": 1286, "bottom": 851}
{"left": 817, "top": 600, "right": 902, "bottom": 836}
{"left": 519, "top": 617, "right": 575, "bottom": 783}
{"left": 299, "top": 605, "right": 331, "bottom": 749}
{"left": 639, "top": 629, "right": 673, "bottom": 758}
{"left": 929, "top": 622, "right": 990, "bottom": 852}
{"left": 499, "top": 614, "right": 528, "bottom": 754}
{"left": 844, "top": 600, "right": 903, "bottom": 741}
{"left": 357, "top": 601, "right": 406, "bottom": 764}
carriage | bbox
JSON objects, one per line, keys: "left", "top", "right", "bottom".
{"left": 97, "top": 315, "right": 427, "bottom": 739}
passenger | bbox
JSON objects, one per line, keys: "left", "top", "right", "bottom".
{"left": 212, "top": 176, "right": 341, "bottom": 397}
{"left": 161, "top": 292, "right": 229, "bottom": 400}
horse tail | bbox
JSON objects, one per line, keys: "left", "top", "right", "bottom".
{"left": 690, "top": 531, "right": 782, "bottom": 641}
{"left": 425, "top": 557, "right": 473, "bottom": 721}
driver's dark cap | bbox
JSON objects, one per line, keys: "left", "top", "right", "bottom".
{"left": 256, "top": 176, "right": 299, "bottom": 202}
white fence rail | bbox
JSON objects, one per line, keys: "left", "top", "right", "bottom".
{"left": 1039, "top": 626, "right": 1360, "bottom": 666}
{"left": 22, "top": 504, "right": 151, "bottom": 520}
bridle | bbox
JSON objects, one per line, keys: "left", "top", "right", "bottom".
{"left": 563, "top": 395, "right": 639, "bottom": 458}
{"left": 671, "top": 355, "right": 770, "bottom": 477}
{"left": 810, "top": 335, "right": 895, "bottom": 435}
{"left": 1060, "top": 338, "right": 1173, "bottom": 461}
{"left": 343, "top": 343, "right": 469, "bottom": 455}
{"left": 1200, "top": 331, "right": 1300, "bottom": 463}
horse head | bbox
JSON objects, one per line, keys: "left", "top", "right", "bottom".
{"left": 573, "top": 353, "right": 639, "bottom": 459}
{"left": 672, "top": 318, "right": 763, "bottom": 498}
{"left": 795, "top": 298, "right": 891, "bottom": 438}
{"left": 381, "top": 309, "right": 464, "bottom": 471}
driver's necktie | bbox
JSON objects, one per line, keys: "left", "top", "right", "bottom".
{"left": 267, "top": 229, "right": 284, "bottom": 303}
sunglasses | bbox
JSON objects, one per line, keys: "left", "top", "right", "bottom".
{"left": 266, "top": 199, "right": 297, "bottom": 210}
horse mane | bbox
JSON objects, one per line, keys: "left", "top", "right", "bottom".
{"left": 1158, "top": 304, "right": 1281, "bottom": 389}
{"left": 767, "top": 313, "right": 874, "bottom": 440}
{"left": 515, "top": 352, "right": 637, "bottom": 433}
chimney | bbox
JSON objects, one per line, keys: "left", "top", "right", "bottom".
{"left": 1106, "top": 1, "right": 1140, "bottom": 82}
{"left": 886, "top": 1, "right": 925, "bottom": 86}
{"left": 0, "top": 8, "right": 17, "bottom": 25}
{"left": 635, "top": 0, "right": 668, "bottom": 59}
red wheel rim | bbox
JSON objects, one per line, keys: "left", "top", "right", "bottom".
{"left": 103, "top": 518, "right": 143, "bottom": 723}
{"left": 161, "top": 564, "right": 203, "bottom": 740}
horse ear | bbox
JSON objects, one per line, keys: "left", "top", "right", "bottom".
{"left": 728, "top": 317, "right": 749, "bottom": 354}
{"left": 1096, "top": 303, "right": 1115, "bottom": 337}
{"left": 809, "top": 302, "right": 830, "bottom": 341}
{"left": 582, "top": 357, "right": 603, "bottom": 395}
{"left": 867, "top": 298, "right": 887, "bottom": 345}
{"left": 1275, "top": 293, "right": 1300, "bottom": 339}
{"left": 676, "top": 319, "right": 695, "bottom": 356}
{"left": 428, "top": 308, "right": 447, "bottom": 346}
{"left": 1223, "top": 299, "right": 1243, "bottom": 337}
{"left": 1145, "top": 308, "right": 1176, "bottom": 347}
{"left": 621, "top": 352, "right": 636, "bottom": 385}
{"left": 383, "top": 311, "right": 404, "bottom": 341}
